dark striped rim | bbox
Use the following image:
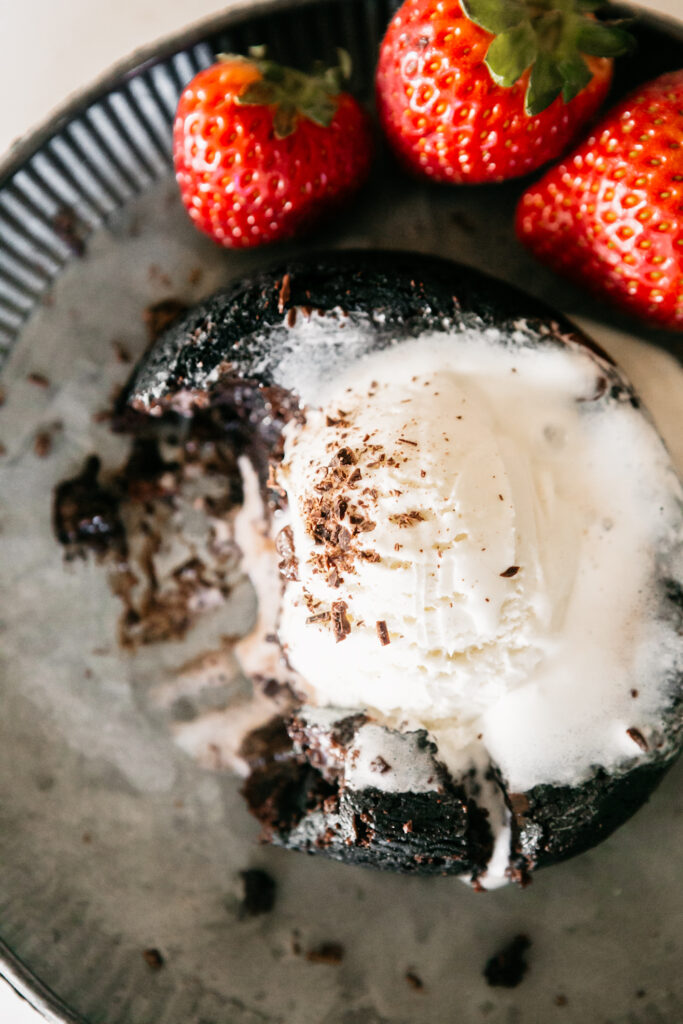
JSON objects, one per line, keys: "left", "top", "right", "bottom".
{"left": 0, "top": 0, "right": 404, "bottom": 369}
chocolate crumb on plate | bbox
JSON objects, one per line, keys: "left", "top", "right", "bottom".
{"left": 53, "top": 454, "right": 125, "bottom": 556}
{"left": 51, "top": 206, "right": 88, "bottom": 257}
{"left": 142, "top": 948, "right": 164, "bottom": 970}
{"left": 484, "top": 934, "right": 531, "bottom": 988}
{"left": 143, "top": 298, "right": 188, "bottom": 344}
{"left": 554, "top": 994, "right": 568, "bottom": 1006}
{"left": 34, "top": 430, "right": 53, "bottom": 458}
{"left": 27, "top": 372, "right": 50, "bottom": 389}
{"left": 405, "top": 971, "right": 424, "bottom": 991}
{"left": 305, "top": 942, "right": 344, "bottom": 965}
{"left": 500, "top": 566, "right": 520, "bottom": 578}
{"left": 376, "top": 620, "right": 390, "bottom": 646}
{"left": 239, "top": 868, "right": 277, "bottom": 918}
{"left": 112, "top": 340, "right": 132, "bottom": 364}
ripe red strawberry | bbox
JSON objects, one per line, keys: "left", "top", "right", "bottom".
{"left": 173, "top": 51, "right": 373, "bottom": 248}
{"left": 375, "top": 0, "right": 632, "bottom": 184}
{"left": 516, "top": 70, "right": 683, "bottom": 330}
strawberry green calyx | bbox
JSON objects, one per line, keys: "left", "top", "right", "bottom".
{"left": 460, "top": 0, "right": 634, "bottom": 115}
{"left": 227, "top": 48, "right": 353, "bottom": 138}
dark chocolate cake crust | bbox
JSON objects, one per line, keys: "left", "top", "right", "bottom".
{"left": 127, "top": 250, "right": 683, "bottom": 885}
{"left": 127, "top": 249, "right": 621, "bottom": 420}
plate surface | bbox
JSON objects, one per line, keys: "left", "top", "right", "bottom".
{"left": 1, "top": 3, "right": 683, "bottom": 1023}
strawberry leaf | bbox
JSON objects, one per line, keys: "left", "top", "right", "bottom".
{"left": 460, "top": 0, "right": 635, "bottom": 113}
{"left": 557, "top": 53, "right": 592, "bottom": 102}
{"left": 525, "top": 51, "right": 563, "bottom": 115}
{"left": 233, "top": 51, "right": 352, "bottom": 131}
{"left": 461, "top": 0, "right": 527, "bottom": 35}
{"left": 576, "top": 20, "right": 635, "bottom": 57}
{"left": 302, "top": 95, "right": 338, "bottom": 127}
{"left": 272, "top": 103, "right": 298, "bottom": 138}
{"left": 485, "top": 21, "right": 537, "bottom": 87}
{"left": 239, "top": 80, "right": 279, "bottom": 106}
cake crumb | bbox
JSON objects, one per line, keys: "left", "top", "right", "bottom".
{"left": 484, "top": 934, "right": 531, "bottom": 988}
{"left": 239, "top": 868, "right": 277, "bottom": 918}
{"left": 305, "top": 942, "right": 344, "bottom": 965}
{"left": 34, "top": 430, "right": 53, "bottom": 458}
{"left": 112, "top": 340, "right": 132, "bottom": 364}
{"left": 143, "top": 298, "right": 188, "bottom": 343}
{"left": 142, "top": 948, "right": 164, "bottom": 970}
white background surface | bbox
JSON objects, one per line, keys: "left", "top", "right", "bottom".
{"left": 0, "top": 0, "right": 680, "bottom": 1020}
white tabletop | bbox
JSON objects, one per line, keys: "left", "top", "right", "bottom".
{"left": 0, "top": 0, "right": 679, "bottom": 1020}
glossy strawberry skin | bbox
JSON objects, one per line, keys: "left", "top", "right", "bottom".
{"left": 516, "top": 71, "right": 683, "bottom": 330}
{"left": 375, "top": 0, "right": 612, "bottom": 185}
{"left": 173, "top": 62, "right": 373, "bottom": 249}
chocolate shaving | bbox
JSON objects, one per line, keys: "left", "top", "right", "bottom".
{"left": 627, "top": 727, "right": 648, "bottom": 751}
{"left": 306, "top": 611, "right": 331, "bottom": 624}
{"left": 389, "top": 510, "right": 425, "bottom": 527}
{"left": 27, "top": 372, "right": 49, "bottom": 388}
{"left": 275, "top": 525, "right": 299, "bottom": 582}
{"left": 500, "top": 565, "right": 520, "bottom": 578}
{"left": 397, "top": 437, "right": 418, "bottom": 446}
{"left": 405, "top": 971, "right": 424, "bottom": 991}
{"left": 278, "top": 273, "right": 291, "bottom": 315}
{"left": 359, "top": 550, "right": 380, "bottom": 562}
{"left": 369, "top": 756, "right": 391, "bottom": 774}
{"left": 376, "top": 620, "right": 390, "bottom": 646}
{"left": 331, "top": 600, "right": 351, "bottom": 642}
{"left": 330, "top": 446, "right": 356, "bottom": 467}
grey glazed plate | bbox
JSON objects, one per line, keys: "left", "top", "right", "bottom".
{"left": 1, "top": 2, "right": 683, "bottom": 1023}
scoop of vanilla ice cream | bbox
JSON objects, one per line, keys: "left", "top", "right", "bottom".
{"left": 276, "top": 338, "right": 601, "bottom": 730}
